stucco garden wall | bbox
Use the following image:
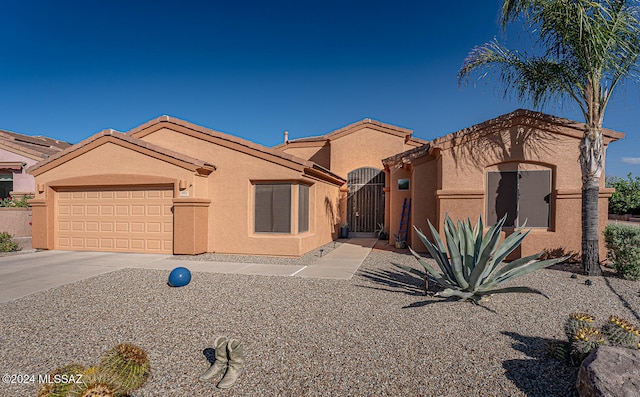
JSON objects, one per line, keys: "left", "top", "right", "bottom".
{"left": 0, "top": 207, "right": 31, "bottom": 237}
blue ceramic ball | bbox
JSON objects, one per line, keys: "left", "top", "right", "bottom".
{"left": 168, "top": 267, "right": 191, "bottom": 287}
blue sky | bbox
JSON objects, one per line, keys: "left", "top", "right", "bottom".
{"left": 1, "top": 0, "right": 638, "bottom": 177}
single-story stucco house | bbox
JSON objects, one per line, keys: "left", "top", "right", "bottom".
{"left": 0, "top": 129, "right": 70, "bottom": 199}
{"left": 27, "top": 109, "right": 623, "bottom": 260}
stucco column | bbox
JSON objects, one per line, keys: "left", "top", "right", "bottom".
{"left": 173, "top": 198, "right": 211, "bottom": 255}
{"left": 339, "top": 184, "right": 349, "bottom": 228}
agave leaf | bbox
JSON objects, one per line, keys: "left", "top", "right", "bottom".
{"left": 474, "top": 286, "right": 550, "bottom": 299}
{"left": 424, "top": 222, "right": 457, "bottom": 283}
{"left": 435, "top": 288, "right": 476, "bottom": 301}
{"left": 443, "top": 217, "right": 469, "bottom": 289}
{"left": 487, "top": 252, "right": 542, "bottom": 278}
{"left": 445, "top": 214, "right": 459, "bottom": 248}
{"left": 484, "top": 256, "right": 569, "bottom": 288}
{"left": 462, "top": 218, "right": 476, "bottom": 278}
{"left": 467, "top": 220, "right": 505, "bottom": 289}
{"left": 473, "top": 215, "right": 484, "bottom": 265}
{"left": 481, "top": 228, "right": 532, "bottom": 283}
{"left": 408, "top": 246, "right": 458, "bottom": 289}
{"left": 427, "top": 219, "right": 447, "bottom": 253}
{"left": 414, "top": 226, "right": 456, "bottom": 284}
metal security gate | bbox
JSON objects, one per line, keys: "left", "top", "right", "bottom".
{"left": 347, "top": 167, "right": 385, "bottom": 233}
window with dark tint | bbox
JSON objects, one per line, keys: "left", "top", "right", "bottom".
{"left": 486, "top": 170, "right": 551, "bottom": 228}
{"left": 298, "top": 184, "right": 310, "bottom": 233}
{"left": 0, "top": 172, "right": 12, "bottom": 199}
{"left": 255, "top": 184, "right": 291, "bottom": 233}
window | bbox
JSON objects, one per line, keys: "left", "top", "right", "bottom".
{"left": 0, "top": 172, "right": 12, "bottom": 199}
{"left": 398, "top": 178, "right": 410, "bottom": 190}
{"left": 255, "top": 184, "right": 291, "bottom": 233}
{"left": 486, "top": 170, "right": 551, "bottom": 228}
{"left": 298, "top": 184, "right": 309, "bottom": 233}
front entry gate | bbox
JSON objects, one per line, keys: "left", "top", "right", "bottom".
{"left": 347, "top": 167, "right": 385, "bottom": 234}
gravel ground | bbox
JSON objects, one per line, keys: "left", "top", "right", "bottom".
{"left": 171, "top": 240, "right": 345, "bottom": 266}
{"left": 1, "top": 247, "right": 639, "bottom": 397}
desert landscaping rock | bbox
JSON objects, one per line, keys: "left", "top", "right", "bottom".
{"left": 576, "top": 346, "right": 640, "bottom": 397}
{"left": 1, "top": 249, "right": 638, "bottom": 396}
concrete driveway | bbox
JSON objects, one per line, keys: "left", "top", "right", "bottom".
{"left": 0, "top": 239, "right": 377, "bottom": 303}
{"left": 0, "top": 250, "right": 169, "bottom": 303}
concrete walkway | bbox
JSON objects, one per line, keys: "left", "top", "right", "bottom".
{"left": 0, "top": 238, "right": 377, "bottom": 303}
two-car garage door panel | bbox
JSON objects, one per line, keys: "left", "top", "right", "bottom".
{"left": 56, "top": 187, "right": 173, "bottom": 254}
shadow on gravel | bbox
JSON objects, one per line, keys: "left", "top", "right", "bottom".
{"left": 501, "top": 331, "right": 579, "bottom": 397}
{"left": 355, "top": 267, "right": 425, "bottom": 296}
{"left": 355, "top": 264, "right": 467, "bottom": 309}
{"left": 603, "top": 276, "right": 640, "bottom": 322}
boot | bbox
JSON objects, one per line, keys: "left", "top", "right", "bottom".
{"left": 217, "top": 339, "right": 243, "bottom": 389}
{"left": 199, "top": 336, "right": 228, "bottom": 381}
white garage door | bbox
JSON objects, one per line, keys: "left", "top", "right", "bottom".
{"left": 56, "top": 186, "right": 174, "bottom": 254}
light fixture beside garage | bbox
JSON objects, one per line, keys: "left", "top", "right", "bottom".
{"left": 179, "top": 180, "right": 188, "bottom": 190}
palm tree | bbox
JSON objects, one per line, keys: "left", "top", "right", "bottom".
{"left": 458, "top": 0, "right": 640, "bottom": 275}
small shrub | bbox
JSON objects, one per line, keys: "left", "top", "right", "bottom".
{"left": 606, "top": 173, "right": 640, "bottom": 215}
{"left": 0, "top": 232, "right": 19, "bottom": 252}
{"left": 0, "top": 195, "right": 32, "bottom": 208}
{"left": 604, "top": 224, "right": 640, "bottom": 281}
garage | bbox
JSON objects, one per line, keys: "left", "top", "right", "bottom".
{"left": 56, "top": 185, "right": 174, "bottom": 254}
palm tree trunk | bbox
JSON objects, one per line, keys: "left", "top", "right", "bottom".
{"left": 580, "top": 126, "right": 604, "bottom": 276}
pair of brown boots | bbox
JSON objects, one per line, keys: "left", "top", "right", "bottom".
{"left": 199, "top": 336, "right": 244, "bottom": 389}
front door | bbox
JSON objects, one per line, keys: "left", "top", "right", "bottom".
{"left": 347, "top": 167, "right": 385, "bottom": 234}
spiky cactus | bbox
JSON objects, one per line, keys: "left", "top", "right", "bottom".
{"left": 67, "top": 382, "right": 121, "bottom": 397}
{"left": 564, "top": 313, "right": 596, "bottom": 341}
{"left": 601, "top": 315, "right": 640, "bottom": 347}
{"left": 547, "top": 341, "right": 571, "bottom": 363}
{"left": 571, "top": 327, "right": 606, "bottom": 362}
{"left": 36, "top": 363, "right": 85, "bottom": 397}
{"left": 99, "top": 343, "right": 150, "bottom": 392}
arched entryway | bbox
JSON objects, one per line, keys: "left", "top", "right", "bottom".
{"left": 347, "top": 167, "right": 385, "bottom": 235}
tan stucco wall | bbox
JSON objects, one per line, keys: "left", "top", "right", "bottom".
{"left": 328, "top": 127, "right": 412, "bottom": 179}
{"left": 387, "top": 165, "right": 411, "bottom": 245}
{"left": 0, "top": 147, "right": 38, "bottom": 195}
{"left": 138, "top": 127, "right": 340, "bottom": 256}
{"left": 408, "top": 156, "right": 438, "bottom": 252}
{"left": 406, "top": 122, "right": 615, "bottom": 261}
{"left": 281, "top": 144, "right": 331, "bottom": 169}
{"left": 30, "top": 141, "right": 208, "bottom": 253}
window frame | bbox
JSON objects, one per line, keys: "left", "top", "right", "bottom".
{"left": 298, "top": 184, "right": 310, "bottom": 233}
{"left": 253, "top": 182, "right": 311, "bottom": 235}
{"left": 486, "top": 169, "right": 551, "bottom": 228}
{"left": 0, "top": 171, "right": 13, "bottom": 199}
{"left": 254, "top": 183, "right": 292, "bottom": 234}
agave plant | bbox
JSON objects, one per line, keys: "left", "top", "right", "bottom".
{"left": 410, "top": 213, "right": 568, "bottom": 303}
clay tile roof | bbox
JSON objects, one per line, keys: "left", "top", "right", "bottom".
{"left": 430, "top": 109, "right": 625, "bottom": 149}
{"left": 282, "top": 118, "right": 414, "bottom": 146}
{"left": 129, "top": 116, "right": 313, "bottom": 164}
{"left": 27, "top": 129, "right": 216, "bottom": 174}
{"left": 384, "top": 109, "right": 625, "bottom": 165}
{"left": 382, "top": 143, "right": 431, "bottom": 166}
{"left": 0, "top": 129, "right": 71, "bottom": 160}
{"left": 128, "top": 116, "right": 345, "bottom": 183}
